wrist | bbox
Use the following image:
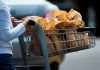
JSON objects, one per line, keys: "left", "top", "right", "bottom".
{"left": 22, "top": 20, "right": 29, "bottom": 26}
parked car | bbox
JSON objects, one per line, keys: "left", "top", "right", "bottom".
{"left": 3, "top": 0, "right": 62, "bottom": 70}
{"left": 3, "top": 0, "right": 59, "bottom": 19}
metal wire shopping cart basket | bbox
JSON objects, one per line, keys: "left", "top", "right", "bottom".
{"left": 25, "top": 21, "right": 96, "bottom": 57}
{"left": 18, "top": 20, "right": 96, "bottom": 70}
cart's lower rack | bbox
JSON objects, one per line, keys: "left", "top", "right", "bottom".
{"left": 47, "top": 36, "right": 95, "bottom": 56}
{"left": 24, "top": 27, "right": 96, "bottom": 57}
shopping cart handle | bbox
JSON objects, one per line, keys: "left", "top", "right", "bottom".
{"left": 28, "top": 20, "right": 36, "bottom": 26}
{"left": 28, "top": 20, "right": 51, "bottom": 70}
{"left": 28, "top": 20, "right": 43, "bottom": 28}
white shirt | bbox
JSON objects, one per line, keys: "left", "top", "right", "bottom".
{"left": 0, "top": 1, "right": 25, "bottom": 54}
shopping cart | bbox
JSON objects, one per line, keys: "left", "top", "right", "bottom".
{"left": 15, "top": 20, "right": 96, "bottom": 70}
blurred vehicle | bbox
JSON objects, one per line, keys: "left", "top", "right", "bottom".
{"left": 3, "top": 0, "right": 61, "bottom": 70}
{"left": 3, "top": 0, "right": 59, "bottom": 19}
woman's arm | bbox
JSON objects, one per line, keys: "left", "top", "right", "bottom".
{"left": 0, "top": 23, "right": 26, "bottom": 41}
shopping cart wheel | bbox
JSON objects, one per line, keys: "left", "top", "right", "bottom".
{"left": 49, "top": 55, "right": 64, "bottom": 70}
{"left": 50, "top": 61, "right": 59, "bottom": 70}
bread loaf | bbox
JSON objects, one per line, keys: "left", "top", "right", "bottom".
{"left": 67, "top": 9, "right": 82, "bottom": 20}
{"left": 45, "top": 30, "right": 63, "bottom": 55}
{"left": 75, "top": 32, "right": 90, "bottom": 49}
{"left": 65, "top": 29, "right": 78, "bottom": 48}
{"left": 45, "top": 19, "right": 57, "bottom": 30}
{"left": 50, "top": 10, "right": 68, "bottom": 21}
{"left": 37, "top": 18, "right": 47, "bottom": 29}
{"left": 45, "top": 35, "right": 56, "bottom": 56}
{"left": 83, "top": 32, "right": 90, "bottom": 48}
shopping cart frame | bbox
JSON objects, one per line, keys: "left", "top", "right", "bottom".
{"left": 16, "top": 20, "right": 96, "bottom": 70}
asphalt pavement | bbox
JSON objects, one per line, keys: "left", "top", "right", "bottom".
{"left": 59, "top": 38, "right": 100, "bottom": 70}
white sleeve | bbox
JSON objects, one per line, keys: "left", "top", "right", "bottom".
{"left": 0, "top": 23, "right": 26, "bottom": 41}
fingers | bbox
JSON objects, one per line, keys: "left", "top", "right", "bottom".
{"left": 11, "top": 17, "right": 18, "bottom": 22}
{"left": 22, "top": 16, "right": 32, "bottom": 26}
{"left": 11, "top": 17, "right": 18, "bottom": 26}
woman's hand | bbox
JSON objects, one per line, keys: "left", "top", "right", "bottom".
{"left": 11, "top": 17, "right": 18, "bottom": 26}
{"left": 22, "top": 16, "right": 32, "bottom": 26}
